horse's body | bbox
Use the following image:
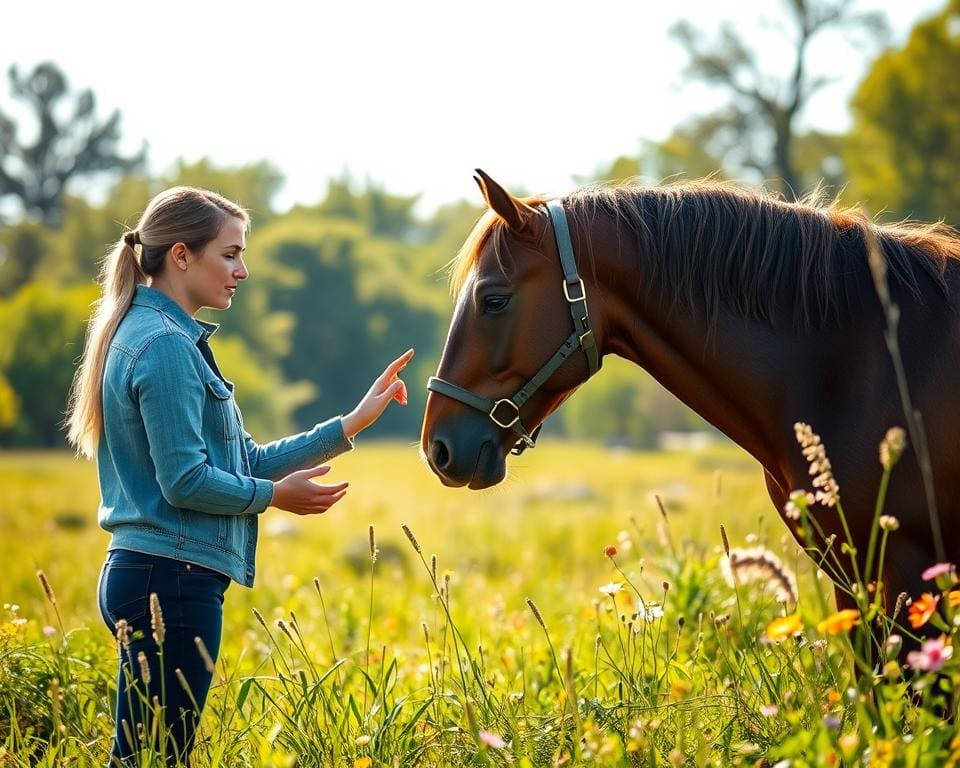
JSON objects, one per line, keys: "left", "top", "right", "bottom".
{"left": 421, "top": 171, "right": 960, "bottom": 614}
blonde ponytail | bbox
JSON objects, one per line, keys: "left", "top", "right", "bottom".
{"left": 65, "top": 186, "right": 248, "bottom": 459}
{"left": 65, "top": 237, "right": 145, "bottom": 458}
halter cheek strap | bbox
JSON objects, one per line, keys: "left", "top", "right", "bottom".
{"left": 426, "top": 199, "right": 602, "bottom": 455}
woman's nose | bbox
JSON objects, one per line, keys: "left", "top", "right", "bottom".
{"left": 235, "top": 259, "right": 249, "bottom": 280}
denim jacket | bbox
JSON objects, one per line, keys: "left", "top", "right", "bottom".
{"left": 97, "top": 284, "right": 353, "bottom": 586}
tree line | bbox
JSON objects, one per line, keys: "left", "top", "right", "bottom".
{"left": 1, "top": 0, "right": 957, "bottom": 449}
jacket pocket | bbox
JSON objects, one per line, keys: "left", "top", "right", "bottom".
{"left": 206, "top": 379, "right": 238, "bottom": 439}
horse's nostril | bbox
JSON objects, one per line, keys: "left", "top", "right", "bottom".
{"left": 431, "top": 438, "right": 451, "bottom": 471}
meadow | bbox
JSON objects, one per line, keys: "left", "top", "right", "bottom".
{"left": 0, "top": 439, "right": 956, "bottom": 766}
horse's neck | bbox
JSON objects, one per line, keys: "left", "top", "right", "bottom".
{"left": 591, "top": 225, "right": 798, "bottom": 475}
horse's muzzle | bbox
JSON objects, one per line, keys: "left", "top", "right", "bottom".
{"left": 425, "top": 431, "right": 505, "bottom": 489}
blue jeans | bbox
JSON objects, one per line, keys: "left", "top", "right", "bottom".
{"left": 97, "top": 549, "right": 230, "bottom": 766}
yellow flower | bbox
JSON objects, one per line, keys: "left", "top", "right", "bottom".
{"left": 354, "top": 758, "right": 372, "bottom": 768}
{"left": 765, "top": 612, "right": 803, "bottom": 641}
{"left": 948, "top": 591, "right": 960, "bottom": 609}
{"left": 817, "top": 609, "right": 860, "bottom": 635}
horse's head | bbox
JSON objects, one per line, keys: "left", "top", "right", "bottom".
{"left": 421, "top": 170, "right": 602, "bottom": 488}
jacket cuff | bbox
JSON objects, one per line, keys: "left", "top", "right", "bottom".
{"left": 244, "top": 478, "right": 275, "bottom": 515}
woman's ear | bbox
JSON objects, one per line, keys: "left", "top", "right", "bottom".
{"left": 169, "top": 243, "right": 190, "bottom": 271}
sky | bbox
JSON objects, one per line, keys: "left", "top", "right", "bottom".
{"left": 0, "top": 0, "right": 947, "bottom": 217}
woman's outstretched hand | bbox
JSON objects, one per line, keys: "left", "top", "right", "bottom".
{"left": 341, "top": 349, "right": 414, "bottom": 439}
{"left": 271, "top": 465, "right": 348, "bottom": 515}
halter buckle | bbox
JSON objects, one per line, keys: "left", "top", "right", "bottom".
{"left": 563, "top": 277, "right": 587, "bottom": 304}
{"left": 489, "top": 398, "right": 521, "bottom": 429}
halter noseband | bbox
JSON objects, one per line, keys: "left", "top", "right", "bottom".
{"left": 426, "top": 200, "right": 602, "bottom": 455}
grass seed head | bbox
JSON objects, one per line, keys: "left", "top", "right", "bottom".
{"left": 36, "top": 570, "right": 56, "bottom": 605}
{"left": 150, "top": 593, "right": 165, "bottom": 646}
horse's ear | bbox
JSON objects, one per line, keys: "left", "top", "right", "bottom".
{"left": 474, "top": 168, "right": 536, "bottom": 233}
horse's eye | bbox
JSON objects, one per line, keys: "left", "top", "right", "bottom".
{"left": 482, "top": 295, "right": 511, "bottom": 314}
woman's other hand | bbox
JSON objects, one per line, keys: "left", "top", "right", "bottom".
{"left": 341, "top": 349, "right": 414, "bottom": 439}
{"left": 271, "top": 465, "right": 348, "bottom": 515}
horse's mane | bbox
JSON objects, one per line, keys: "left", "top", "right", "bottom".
{"left": 451, "top": 179, "right": 960, "bottom": 330}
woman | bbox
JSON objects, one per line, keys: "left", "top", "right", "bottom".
{"left": 65, "top": 186, "right": 413, "bottom": 765}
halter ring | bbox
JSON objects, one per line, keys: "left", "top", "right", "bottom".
{"left": 489, "top": 399, "right": 521, "bottom": 429}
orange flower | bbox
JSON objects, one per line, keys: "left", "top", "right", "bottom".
{"left": 766, "top": 612, "right": 803, "bottom": 641}
{"left": 949, "top": 591, "right": 960, "bottom": 609}
{"left": 817, "top": 609, "right": 860, "bottom": 635}
{"left": 908, "top": 593, "right": 940, "bottom": 629}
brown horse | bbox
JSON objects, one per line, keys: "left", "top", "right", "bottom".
{"left": 421, "top": 169, "right": 960, "bottom": 619}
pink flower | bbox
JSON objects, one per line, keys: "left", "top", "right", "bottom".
{"left": 921, "top": 562, "right": 956, "bottom": 581}
{"left": 42, "top": 625, "right": 57, "bottom": 637}
{"left": 479, "top": 730, "right": 506, "bottom": 749}
{"left": 760, "top": 704, "right": 779, "bottom": 717}
{"left": 906, "top": 636, "right": 953, "bottom": 672}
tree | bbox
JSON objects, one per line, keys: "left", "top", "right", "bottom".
{"left": 671, "top": 0, "right": 887, "bottom": 196}
{"left": 0, "top": 282, "right": 98, "bottom": 446}
{"left": 845, "top": 0, "right": 960, "bottom": 225}
{"left": 0, "top": 62, "right": 144, "bottom": 226}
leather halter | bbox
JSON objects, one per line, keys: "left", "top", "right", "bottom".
{"left": 426, "top": 199, "right": 602, "bottom": 455}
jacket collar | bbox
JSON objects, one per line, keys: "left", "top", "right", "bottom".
{"left": 132, "top": 284, "right": 220, "bottom": 343}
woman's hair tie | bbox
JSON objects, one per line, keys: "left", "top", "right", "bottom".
{"left": 123, "top": 230, "right": 142, "bottom": 247}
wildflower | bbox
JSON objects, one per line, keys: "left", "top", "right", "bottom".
{"left": 604, "top": 544, "right": 617, "bottom": 557}
{"left": 637, "top": 598, "right": 664, "bottom": 622}
{"left": 823, "top": 715, "right": 841, "bottom": 730}
{"left": 839, "top": 733, "right": 859, "bottom": 755}
{"left": 949, "top": 591, "right": 960, "bottom": 609}
{"left": 878, "top": 515, "right": 900, "bottom": 531}
{"left": 479, "top": 730, "right": 507, "bottom": 749}
{"left": 765, "top": 612, "right": 803, "bottom": 641}
{"left": 355, "top": 735, "right": 371, "bottom": 747}
{"left": 921, "top": 562, "right": 956, "bottom": 582}
{"left": 721, "top": 547, "right": 798, "bottom": 604}
{"left": 908, "top": 593, "right": 940, "bottom": 629}
{"left": 794, "top": 422, "right": 840, "bottom": 506}
{"left": 906, "top": 636, "right": 953, "bottom": 672}
{"left": 42, "top": 625, "right": 57, "bottom": 637}
{"left": 150, "top": 593, "right": 165, "bottom": 646}
{"left": 368, "top": 524, "right": 377, "bottom": 563}
{"left": 760, "top": 704, "right": 779, "bottom": 717}
{"left": 817, "top": 609, "right": 860, "bottom": 635}
{"left": 784, "top": 490, "right": 814, "bottom": 521}
{"left": 882, "top": 661, "right": 901, "bottom": 681}
{"left": 598, "top": 582, "right": 623, "bottom": 596}
{"left": 354, "top": 758, "right": 372, "bottom": 768}
{"left": 879, "top": 427, "right": 906, "bottom": 470}
{"left": 886, "top": 634, "right": 903, "bottom": 658}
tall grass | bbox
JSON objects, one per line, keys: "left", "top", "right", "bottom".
{"left": 1, "top": 440, "right": 957, "bottom": 765}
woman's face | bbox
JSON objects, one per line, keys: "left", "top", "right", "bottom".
{"left": 184, "top": 216, "right": 249, "bottom": 313}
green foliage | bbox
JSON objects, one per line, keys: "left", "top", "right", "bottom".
{"left": 208, "top": 334, "right": 314, "bottom": 440}
{"left": 846, "top": 0, "right": 960, "bottom": 224}
{"left": 164, "top": 158, "right": 285, "bottom": 225}
{"left": 0, "top": 282, "right": 98, "bottom": 447}
{"left": 561, "top": 357, "right": 713, "bottom": 448}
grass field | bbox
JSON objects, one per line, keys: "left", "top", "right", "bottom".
{"left": 1, "top": 440, "right": 956, "bottom": 766}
